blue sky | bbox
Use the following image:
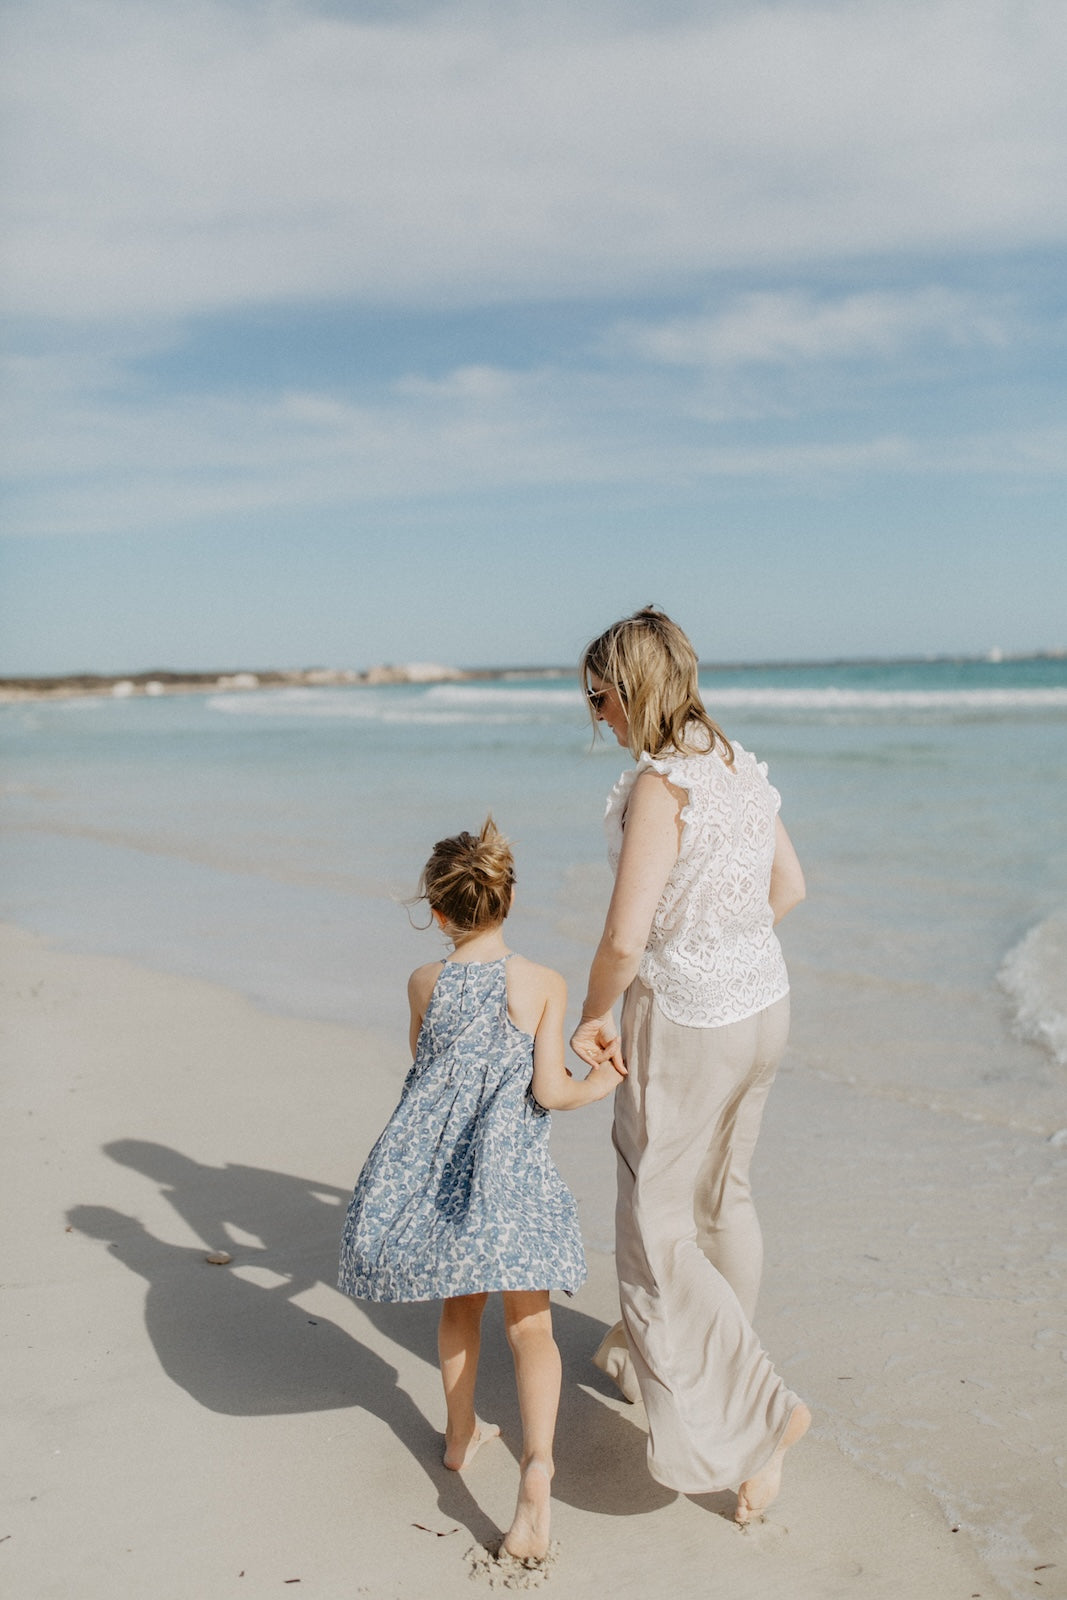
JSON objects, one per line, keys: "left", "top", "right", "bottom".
{"left": 1, "top": 0, "right": 1065, "bottom": 673}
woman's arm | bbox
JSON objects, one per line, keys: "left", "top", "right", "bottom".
{"left": 529, "top": 969, "right": 626, "bottom": 1109}
{"left": 570, "top": 770, "right": 684, "bottom": 1068}
{"left": 769, "top": 816, "right": 806, "bottom": 924}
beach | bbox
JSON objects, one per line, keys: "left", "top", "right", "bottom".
{"left": 2, "top": 663, "right": 1065, "bottom": 1597}
{"left": 5, "top": 921, "right": 1055, "bottom": 1600}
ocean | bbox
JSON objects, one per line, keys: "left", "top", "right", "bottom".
{"left": 2, "top": 656, "right": 1065, "bottom": 1137}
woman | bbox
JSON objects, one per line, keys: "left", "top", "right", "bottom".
{"left": 571, "top": 607, "right": 810, "bottom": 1525}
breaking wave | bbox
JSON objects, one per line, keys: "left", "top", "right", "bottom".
{"left": 207, "top": 679, "right": 1067, "bottom": 725}
{"left": 999, "top": 911, "right": 1067, "bottom": 1067}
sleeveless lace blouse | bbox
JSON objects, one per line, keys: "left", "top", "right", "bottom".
{"left": 604, "top": 733, "right": 789, "bottom": 1028}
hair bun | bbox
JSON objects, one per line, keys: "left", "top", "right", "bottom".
{"left": 417, "top": 815, "right": 516, "bottom": 934}
{"left": 470, "top": 815, "right": 513, "bottom": 880}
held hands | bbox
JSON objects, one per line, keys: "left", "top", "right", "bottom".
{"left": 570, "top": 1014, "right": 627, "bottom": 1077}
{"left": 583, "top": 1052, "right": 628, "bottom": 1100}
{"left": 570, "top": 1014, "right": 627, "bottom": 1102}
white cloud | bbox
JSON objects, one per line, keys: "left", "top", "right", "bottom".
{"left": 4, "top": 331, "right": 1061, "bottom": 540}
{"left": 617, "top": 288, "right": 1016, "bottom": 367}
{"left": 394, "top": 365, "right": 523, "bottom": 402}
{"left": 2, "top": 0, "right": 1066, "bottom": 320}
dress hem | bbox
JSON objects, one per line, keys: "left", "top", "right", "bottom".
{"left": 337, "top": 1273, "right": 586, "bottom": 1304}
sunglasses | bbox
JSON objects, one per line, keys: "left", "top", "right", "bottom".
{"left": 586, "top": 687, "right": 609, "bottom": 712}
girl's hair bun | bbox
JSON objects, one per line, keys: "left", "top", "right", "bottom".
{"left": 417, "top": 814, "right": 516, "bottom": 933}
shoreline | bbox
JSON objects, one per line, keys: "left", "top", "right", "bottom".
{"left": 3, "top": 920, "right": 1061, "bottom": 1598}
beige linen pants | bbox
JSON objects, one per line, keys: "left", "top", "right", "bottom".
{"left": 599, "top": 978, "right": 799, "bottom": 1493}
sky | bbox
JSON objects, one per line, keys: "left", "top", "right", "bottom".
{"left": 1, "top": 0, "right": 1065, "bottom": 674}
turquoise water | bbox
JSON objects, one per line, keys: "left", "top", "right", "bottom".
{"left": 2, "top": 658, "right": 1065, "bottom": 1087}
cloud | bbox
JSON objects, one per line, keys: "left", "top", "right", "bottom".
{"left": 615, "top": 288, "right": 1016, "bottom": 367}
{"left": 2, "top": 0, "right": 1066, "bottom": 320}
{"left": 4, "top": 325, "right": 1061, "bottom": 540}
{"left": 393, "top": 365, "right": 523, "bottom": 402}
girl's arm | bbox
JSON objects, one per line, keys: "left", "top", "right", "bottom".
{"left": 769, "top": 817, "right": 806, "bottom": 924}
{"left": 407, "top": 962, "right": 442, "bottom": 1056}
{"left": 570, "top": 769, "right": 684, "bottom": 1070}
{"left": 530, "top": 969, "right": 626, "bottom": 1110}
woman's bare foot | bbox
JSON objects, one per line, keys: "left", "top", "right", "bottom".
{"left": 734, "top": 1403, "right": 811, "bottom": 1526}
{"left": 502, "top": 1459, "right": 552, "bottom": 1561}
{"left": 443, "top": 1417, "right": 500, "bottom": 1471}
{"left": 592, "top": 1321, "right": 642, "bottom": 1404}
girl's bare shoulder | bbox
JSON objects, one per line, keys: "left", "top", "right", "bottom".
{"left": 507, "top": 953, "right": 565, "bottom": 994}
{"left": 505, "top": 947, "right": 563, "bottom": 1036}
{"left": 408, "top": 959, "right": 444, "bottom": 1006}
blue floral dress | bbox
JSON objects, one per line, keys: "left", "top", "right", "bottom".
{"left": 338, "top": 956, "right": 587, "bottom": 1302}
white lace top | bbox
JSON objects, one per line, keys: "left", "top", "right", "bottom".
{"left": 604, "top": 734, "right": 789, "bottom": 1028}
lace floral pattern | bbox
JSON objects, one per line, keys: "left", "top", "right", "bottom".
{"left": 338, "top": 958, "right": 586, "bottom": 1303}
{"left": 605, "top": 735, "right": 789, "bottom": 1027}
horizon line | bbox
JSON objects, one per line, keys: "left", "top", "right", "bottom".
{"left": 2, "top": 645, "right": 1066, "bottom": 691}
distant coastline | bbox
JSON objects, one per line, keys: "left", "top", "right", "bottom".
{"left": 1, "top": 650, "right": 1064, "bottom": 703}
{"left": 0, "top": 662, "right": 571, "bottom": 703}
{"left": 0, "top": 663, "right": 478, "bottom": 703}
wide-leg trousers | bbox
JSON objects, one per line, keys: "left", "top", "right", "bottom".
{"left": 601, "top": 978, "right": 799, "bottom": 1493}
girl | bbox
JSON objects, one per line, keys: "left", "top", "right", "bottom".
{"left": 338, "top": 818, "right": 624, "bottom": 1561}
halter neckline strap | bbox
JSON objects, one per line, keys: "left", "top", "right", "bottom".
{"left": 443, "top": 953, "right": 512, "bottom": 967}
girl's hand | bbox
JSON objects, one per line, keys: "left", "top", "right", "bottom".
{"left": 581, "top": 1052, "right": 628, "bottom": 1099}
{"left": 570, "top": 1015, "right": 624, "bottom": 1073}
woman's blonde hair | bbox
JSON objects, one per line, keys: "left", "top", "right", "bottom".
{"left": 580, "top": 605, "right": 734, "bottom": 764}
{"left": 417, "top": 815, "right": 516, "bottom": 934}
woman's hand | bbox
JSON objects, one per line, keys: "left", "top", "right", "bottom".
{"left": 570, "top": 1014, "right": 625, "bottom": 1073}
{"left": 582, "top": 1052, "right": 628, "bottom": 1098}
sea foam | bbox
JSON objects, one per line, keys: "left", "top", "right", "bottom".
{"left": 999, "top": 911, "right": 1067, "bottom": 1066}
{"left": 426, "top": 683, "right": 1067, "bottom": 712}
{"left": 704, "top": 687, "right": 1067, "bottom": 712}
{"left": 207, "top": 689, "right": 517, "bottom": 725}
{"left": 207, "top": 681, "right": 1067, "bottom": 723}
{"left": 207, "top": 684, "right": 571, "bottom": 724}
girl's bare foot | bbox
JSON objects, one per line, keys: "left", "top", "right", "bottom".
{"left": 443, "top": 1417, "right": 500, "bottom": 1471}
{"left": 502, "top": 1459, "right": 552, "bottom": 1561}
{"left": 734, "top": 1402, "right": 811, "bottom": 1526}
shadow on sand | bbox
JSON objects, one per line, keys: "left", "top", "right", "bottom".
{"left": 69, "top": 1140, "right": 675, "bottom": 1541}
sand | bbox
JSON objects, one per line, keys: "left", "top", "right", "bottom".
{"left": 2, "top": 922, "right": 1063, "bottom": 1600}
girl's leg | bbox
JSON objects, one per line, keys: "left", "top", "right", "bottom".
{"left": 501, "top": 1289, "right": 559, "bottom": 1560}
{"left": 438, "top": 1293, "right": 500, "bottom": 1470}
